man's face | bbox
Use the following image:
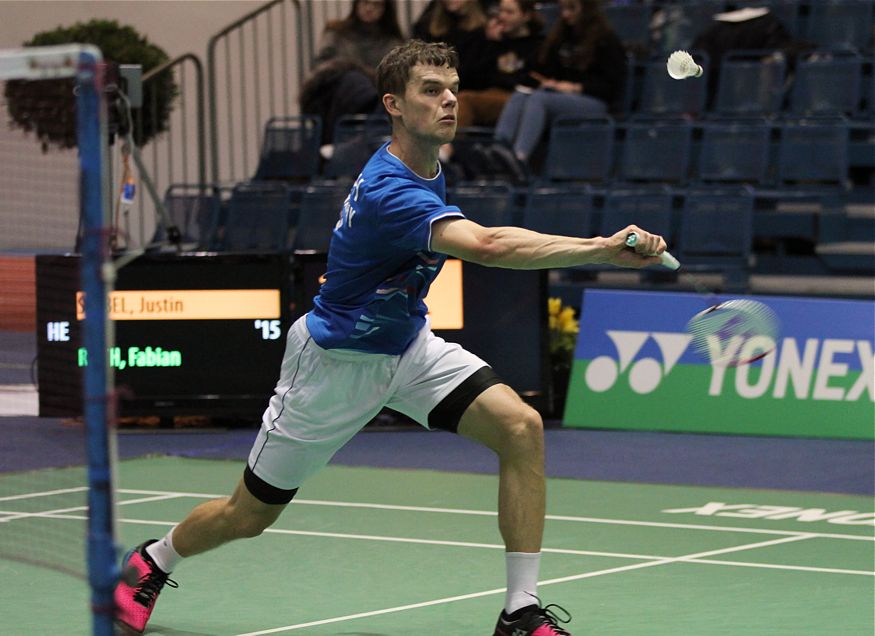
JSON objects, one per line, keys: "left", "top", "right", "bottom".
{"left": 396, "top": 63, "right": 459, "bottom": 144}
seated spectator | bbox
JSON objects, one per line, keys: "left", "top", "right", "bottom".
{"left": 691, "top": 6, "right": 814, "bottom": 110}
{"left": 300, "top": 0, "right": 404, "bottom": 147}
{"left": 456, "top": 0, "right": 545, "bottom": 128}
{"left": 494, "top": 0, "right": 626, "bottom": 163}
{"left": 412, "top": 0, "right": 490, "bottom": 87}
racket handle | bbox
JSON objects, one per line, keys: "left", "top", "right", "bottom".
{"left": 625, "top": 232, "right": 681, "bottom": 270}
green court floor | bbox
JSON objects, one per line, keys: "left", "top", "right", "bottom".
{"left": 2, "top": 456, "right": 873, "bottom": 635}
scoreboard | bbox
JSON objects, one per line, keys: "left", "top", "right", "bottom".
{"left": 36, "top": 252, "right": 547, "bottom": 420}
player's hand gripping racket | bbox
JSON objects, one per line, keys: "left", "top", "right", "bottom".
{"left": 626, "top": 232, "right": 780, "bottom": 367}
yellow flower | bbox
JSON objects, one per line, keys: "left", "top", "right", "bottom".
{"left": 558, "top": 306, "right": 578, "bottom": 334}
{"left": 548, "top": 297, "right": 579, "bottom": 357}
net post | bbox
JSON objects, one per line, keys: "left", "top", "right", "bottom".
{"left": 76, "top": 46, "right": 118, "bottom": 636}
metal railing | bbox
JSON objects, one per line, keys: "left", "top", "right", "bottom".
{"left": 207, "top": 0, "right": 307, "bottom": 186}
{"left": 120, "top": 53, "right": 206, "bottom": 247}
{"left": 204, "top": 0, "right": 432, "bottom": 187}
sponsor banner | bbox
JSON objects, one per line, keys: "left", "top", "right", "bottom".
{"left": 563, "top": 290, "right": 874, "bottom": 439}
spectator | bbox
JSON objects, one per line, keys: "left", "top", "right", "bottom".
{"left": 691, "top": 6, "right": 814, "bottom": 110}
{"left": 494, "top": 0, "right": 626, "bottom": 163}
{"left": 412, "top": 0, "right": 490, "bottom": 88}
{"left": 456, "top": 0, "right": 545, "bottom": 128}
{"left": 300, "top": 0, "right": 404, "bottom": 146}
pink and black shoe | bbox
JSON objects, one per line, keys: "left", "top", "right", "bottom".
{"left": 114, "top": 540, "right": 177, "bottom": 634}
{"left": 493, "top": 600, "right": 572, "bottom": 635}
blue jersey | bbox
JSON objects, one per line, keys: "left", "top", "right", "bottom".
{"left": 306, "top": 143, "right": 464, "bottom": 354}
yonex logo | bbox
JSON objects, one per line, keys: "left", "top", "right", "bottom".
{"left": 585, "top": 330, "right": 692, "bottom": 394}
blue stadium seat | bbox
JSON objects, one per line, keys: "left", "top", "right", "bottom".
{"left": 599, "top": 187, "right": 674, "bottom": 241}
{"left": 152, "top": 184, "right": 220, "bottom": 250}
{"left": 653, "top": 0, "right": 725, "bottom": 54}
{"left": 805, "top": 0, "right": 874, "bottom": 52}
{"left": 543, "top": 115, "right": 615, "bottom": 183}
{"left": 292, "top": 183, "right": 349, "bottom": 252}
{"left": 619, "top": 118, "right": 693, "bottom": 184}
{"left": 696, "top": 119, "right": 772, "bottom": 185}
{"left": 447, "top": 182, "right": 517, "bottom": 227}
{"left": 776, "top": 118, "right": 850, "bottom": 188}
{"left": 323, "top": 114, "right": 391, "bottom": 180}
{"left": 522, "top": 183, "right": 595, "bottom": 237}
{"left": 639, "top": 52, "right": 710, "bottom": 116}
{"left": 220, "top": 182, "right": 292, "bottom": 252}
{"left": 790, "top": 50, "right": 864, "bottom": 116}
{"left": 715, "top": 50, "right": 787, "bottom": 116}
{"left": 605, "top": 3, "right": 652, "bottom": 51}
{"left": 253, "top": 115, "right": 322, "bottom": 182}
{"left": 676, "top": 188, "right": 755, "bottom": 290}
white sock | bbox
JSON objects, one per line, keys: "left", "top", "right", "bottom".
{"left": 145, "top": 529, "right": 183, "bottom": 573}
{"left": 504, "top": 552, "right": 541, "bottom": 614}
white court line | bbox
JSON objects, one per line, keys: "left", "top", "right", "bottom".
{"left": 117, "top": 488, "right": 875, "bottom": 542}
{"left": 0, "top": 486, "right": 87, "bottom": 502}
{"left": 27, "top": 511, "right": 875, "bottom": 579}
{"left": 690, "top": 558, "right": 874, "bottom": 577}
{"left": 232, "top": 535, "right": 822, "bottom": 636}
{"left": 0, "top": 494, "right": 184, "bottom": 523}
{"left": 19, "top": 510, "right": 873, "bottom": 635}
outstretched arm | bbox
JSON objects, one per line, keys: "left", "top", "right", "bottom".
{"left": 430, "top": 217, "right": 666, "bottom": 270}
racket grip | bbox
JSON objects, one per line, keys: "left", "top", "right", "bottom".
{"left": 625, "top": 232, "right": 681, "bottom": 270}
{"left": 659, "top": 250, "right": 680, "bottom": 270}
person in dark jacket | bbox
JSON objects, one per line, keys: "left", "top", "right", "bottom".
{"left": 494, "top": 0, "right": 626, "bottom": 162}
{"left": 412, "top": 0, "right": 490, "bottom": 88}
{"left": 456, "top": 0, "right": 545, "bottom": 128}
{"left": 301, "top": 0, "right": 404, "bottom": 146}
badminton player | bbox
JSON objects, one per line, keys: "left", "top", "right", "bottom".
{"left": 114, "top": 39, "right": 666, "bottom": 636}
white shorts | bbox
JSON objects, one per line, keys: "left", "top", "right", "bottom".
{"left": 247, "top": 315, "right": 492, "bottom": 491}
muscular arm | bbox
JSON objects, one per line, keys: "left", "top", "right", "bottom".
{"left": 430, "top": 218, "right": 666, "bottom": 270}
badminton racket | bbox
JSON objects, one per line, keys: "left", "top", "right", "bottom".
{"left": 626, "top": 232, "right": 780, "bottom": 367}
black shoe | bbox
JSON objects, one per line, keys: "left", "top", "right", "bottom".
{"left": 493, "top": 601, "right": 572, "bottom": 635}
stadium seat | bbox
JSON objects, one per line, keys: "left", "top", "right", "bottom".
{"left": 696, "top": 119, "right": 773, "bottom": 185}
{"left": 605, "top": 3, "right": 652, "bottom": 53}
{"left": 323, "top": 114, "right": 391, "bottom": 180}
{"left": 584, "top": 186, "right": 675, "bottom": 281}
{"left": 447, "top": 182, "right": 517, "bottom": 227}
{"left": 219, "top": 182, "right": 292, "bottom": 252}
{"left": 776, "top": 118, "right": 850, "bottom": 189}
{"left": 522, "top": 183, "right": 596, "bottom": 237}
{"left": 292, "top": 183, "right": 349, "bottom": 252}
{"left": 446, "top": 128, "right": 529, "bottom": 186}
{"left": 805, "top": 0, "right": 874, "bottom": 52}
{"left": 599, "top": 187, "right": 674, "bottom": 241}
{"left": 253, "top": 115, "right": 322, "bottom": 182}
{"left": 714, "top": 50, "right": 787, "bottom": 116}
{"left": 152, "top": 184, "right": 220, "bottom": 251}
{"left": 676, "top": 188, "right": 755, "bottom": 290}
{"left": 790, "top": 50, "right": 864, "bottom": 116}
{"left": 638, "top": 51, "right": 710, "bottom": 116}
{"left": 543, "top": 115, "right": 615, "bottom": 184}
{"left": 618, "top": 118, "right": 693, "bottom": 185}
{"left": 653, "top": 0, "right": 725, "bottom": 54}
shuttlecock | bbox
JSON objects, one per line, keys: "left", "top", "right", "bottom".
{"left": 666, "top": 50, "right": 702, "bottom": 79}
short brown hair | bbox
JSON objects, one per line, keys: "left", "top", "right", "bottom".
{"left": 376, "top": 39, "right": 458, "bottom": 96}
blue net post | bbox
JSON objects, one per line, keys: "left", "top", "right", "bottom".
{"left": 77, "top": 48, "right": 118, "bottom": 636}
